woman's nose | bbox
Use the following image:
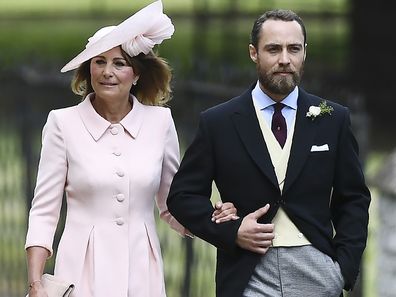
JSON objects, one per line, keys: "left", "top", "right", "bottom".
{"left": 103, "top": 63, "right": 114, "bottom": 77}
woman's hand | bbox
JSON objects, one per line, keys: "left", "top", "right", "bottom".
{"left": 212, "top": 201, "right": 239, "bottom": 223}
{"left": 28, "top": 281, "right": 48, "bottom": 297}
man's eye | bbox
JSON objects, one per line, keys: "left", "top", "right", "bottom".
{"left": 289, "top": 47, "right": 301, "bottom": 53}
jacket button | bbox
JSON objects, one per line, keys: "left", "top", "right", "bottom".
{"left": 116, "top": 194, "right": 125, "bottom": 202}
{"left": 116, "top": 170, "right": 124, "bottom": 177}
{"left": 113, "top": 150, "right": 122, "bottom": 156}
{"left": 115, "top": 218, "right": 124, "bottom": 226}
{"left": 298, "top": 233, "right": 303, "bottom": 238}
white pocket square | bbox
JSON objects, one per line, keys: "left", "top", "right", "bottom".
{"left": 310, "top": 144, "right": 329, "bottom": 152}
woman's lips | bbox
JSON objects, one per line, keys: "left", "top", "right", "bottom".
{"left": 100, "top": 82, "right": 117, "bottom": 86}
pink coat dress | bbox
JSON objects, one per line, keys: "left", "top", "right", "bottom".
{"left": 25, "top": 94, "right": 187, "bottom": 297}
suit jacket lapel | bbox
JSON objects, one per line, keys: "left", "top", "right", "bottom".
{"left": 283, "top": 88, "right": 317, "bottom": 194}
{"left": 231, "top": 90, "right": 279, "bottom": 189}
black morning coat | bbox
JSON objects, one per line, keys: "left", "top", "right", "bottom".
{"left": 167, "top": 85, "right": 371, "bottom": 297}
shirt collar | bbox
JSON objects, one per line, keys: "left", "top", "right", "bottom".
{"left": 77, "top": 93, "right": 144, "bottom": 141}
{"left": 252, "top": 81, "right": 298, "bottom": 110}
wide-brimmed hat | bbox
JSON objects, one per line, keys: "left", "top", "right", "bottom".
{"left": 60, "top": 0, "right": 174, "bottom": 73}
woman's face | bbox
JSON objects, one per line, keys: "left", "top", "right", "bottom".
{"left": 90, "top": 46, "right": 137, "bottom": 101}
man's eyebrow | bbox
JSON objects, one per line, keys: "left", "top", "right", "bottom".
{"left": 264, "top": 43, "right": 303, "bottom": 48}
{"left": 288, "top": 43, "right": 303, "bottom": 47}
{"left": 263, "top": 43, "right": 281, "bottom": 49}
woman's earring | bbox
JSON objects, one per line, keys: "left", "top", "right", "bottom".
{"left": 133, "top": 77, "right": 139, "bottom": 85}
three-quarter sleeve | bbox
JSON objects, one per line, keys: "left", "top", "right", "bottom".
{"left": 155, "top": 109, "right": 191, "bottom": 237}
{"left": 25, "top": 111, "right": 68, "bottom": 256}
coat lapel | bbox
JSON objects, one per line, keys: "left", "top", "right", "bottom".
{"left": 230, "top": 90, "right": 279, "bottom": 189}
{"left": 283, "top": 88, "right": 317, "bottom": 194}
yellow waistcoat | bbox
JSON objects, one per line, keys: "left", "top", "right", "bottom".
{"left": 253, "top": 100, "right": 311, "bottom": 246}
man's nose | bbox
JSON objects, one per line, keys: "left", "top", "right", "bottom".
{"left": 279, "top": 49, "right": 291, "bottom": 65}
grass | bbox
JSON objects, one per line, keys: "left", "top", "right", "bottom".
{"left": 0, "top": 119, "right": 29, "bottom": 297}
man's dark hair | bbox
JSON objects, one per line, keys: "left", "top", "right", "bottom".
{"left": 250, "top": 9, "right": 307, "bottom": 49}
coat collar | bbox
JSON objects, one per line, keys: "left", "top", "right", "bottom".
{"left": 77, "top": 93, "right": 144, "bottom": 141}
{"left": 282, "top": 88, "right": 317, "bottom": 193}
{"left": 231, "top": 86, "right": 280, "bottom": 190}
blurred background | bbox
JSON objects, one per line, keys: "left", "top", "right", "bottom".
{"left": 0, "top": 0, "right": 395, "bottom": 296}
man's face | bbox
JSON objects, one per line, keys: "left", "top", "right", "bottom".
{"left": 249, "top": 19, "right": 306, "bottom": 101}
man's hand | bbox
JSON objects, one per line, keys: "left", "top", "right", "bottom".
{"left": 236, "top": 204, "right": 274, "bottom": 254}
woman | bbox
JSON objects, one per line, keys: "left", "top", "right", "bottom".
{"left": 25, "top": 2, "right": 237, "bottom": 297}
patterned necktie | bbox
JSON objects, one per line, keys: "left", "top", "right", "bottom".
{"left": 271, "top": 103, "right": 287, "bottom": 148}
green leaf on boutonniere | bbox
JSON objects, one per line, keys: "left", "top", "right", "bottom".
{"left": 306, "top": 100, "right": 334, "bottom": 120}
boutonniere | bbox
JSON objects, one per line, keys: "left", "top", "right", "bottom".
{"left": 306, "top": 100, "right": 334, "bottom": 120}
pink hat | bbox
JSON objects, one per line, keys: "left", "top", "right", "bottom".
{"left": 60, "top": 0, "right": 174, "bottom": 73}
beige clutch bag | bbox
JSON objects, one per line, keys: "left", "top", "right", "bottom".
{"left": 27, "top": 273, "right": 74, "bottom": 297}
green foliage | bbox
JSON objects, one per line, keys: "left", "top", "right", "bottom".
{"left": 0, "top": 119, "right": 29, "bottom": 296}
{"left": 0, "top": 0, "right": 348, "bottom": 16}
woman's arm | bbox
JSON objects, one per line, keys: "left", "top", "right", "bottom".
{"left": 156, "top": 110, "right": 189, "bottom": 235}
{"left": 25, "top": 111, "right": 67, "bottom": 254}
{"left": 26, "top": 246, "right": 50, "bottom": 297}
{"left": 25, "top": 111, "right": 68, "bottom": 295}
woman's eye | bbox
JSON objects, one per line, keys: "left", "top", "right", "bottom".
{"left": 114, "top": 61, "right": 126, "bottom": 67}
{"left": 94, "top": 59, "right": 106, "bottom": 65}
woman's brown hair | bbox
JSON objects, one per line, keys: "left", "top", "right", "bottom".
{"left": 71, "top": 47, "right": 172, "bottom": 106}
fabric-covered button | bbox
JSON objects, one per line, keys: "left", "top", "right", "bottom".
{"left": 110, "top": 127, "right": 119, "bottom": 135}
{"left": 115, "top": 218, "right": 124, "bottom": 226}
{"left": 116, "top": 194, "right": 125, "bottom": 202}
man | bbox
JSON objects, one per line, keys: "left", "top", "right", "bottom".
{"left": 167, "top": 9, "right": 370, "bottom": 297}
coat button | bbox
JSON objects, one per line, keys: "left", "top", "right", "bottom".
{"left": 113, "top": 150, "right": 122, "bottom": 156}
{"left": 116, "top": 194, "right": 125, "bottom": 202}
{"left": 116, "top": 170, "right": 124, "bottom": 177}
{"left": 298, "top": 233, "right": 303, "bottom": 238}
{"left": 110, "top": 127, "right": 119, "bottom": 135}
{"left": 115, "top": 218, "right": 124, "bottom": 226}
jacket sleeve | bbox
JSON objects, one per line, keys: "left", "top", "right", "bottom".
{"left": 156, "top": 109, "right": 192, "bottom": 237}
{"left": 25, "top": 111, "right": 68, "bottom": 257}
{"left": 331, "top": 107, "right": 371, "bottom": 290}
{"left": 167, "top": 113, "right": 241, "bottom": 252}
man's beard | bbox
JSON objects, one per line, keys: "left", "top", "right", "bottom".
{"left": 258, "top": 63, "right": 304, "bottom": 96}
